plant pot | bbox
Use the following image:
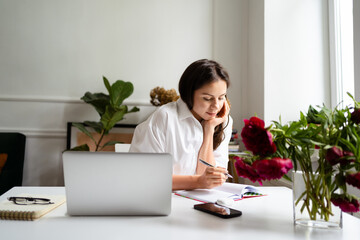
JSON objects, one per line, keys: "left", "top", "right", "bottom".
{"left": 292, "top": 170, "right": 342, "bottom": 229}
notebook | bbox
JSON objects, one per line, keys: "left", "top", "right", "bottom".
{"left": 175, "top": 182, "right": 263, "bottom": 203}
{"left": 62, "top": 151, "right": 173, "bottom": 216}
{"left": 0, "top": 194, "right": 66, "bottom": 221}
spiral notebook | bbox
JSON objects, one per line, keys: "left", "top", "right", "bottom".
{"left": 0, "top": 194, "right": 66, "bottom": 221}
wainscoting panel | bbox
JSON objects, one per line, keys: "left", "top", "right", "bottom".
{"left": 0, "top": 97, "right": 155, "bottom": 186}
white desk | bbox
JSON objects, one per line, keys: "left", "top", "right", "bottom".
{"left": 1, "top": 186, "right": 359, "bottom": 240}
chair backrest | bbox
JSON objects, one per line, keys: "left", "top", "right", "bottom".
{"left": 115, "top": 143, "right": 131, "bottom": 152}
{"left": 0, "top": 133, "right": 26, "bottom": 195}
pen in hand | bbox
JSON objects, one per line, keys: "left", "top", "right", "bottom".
{"left": 199, "top": 159, "right": 233, "bottom": 179}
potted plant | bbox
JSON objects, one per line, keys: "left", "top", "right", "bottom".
{"left": 232, "top": 93, "right": 360, "bottom": 228}
{"left": 70, "top": 76, "right": 139, "bottom": 151}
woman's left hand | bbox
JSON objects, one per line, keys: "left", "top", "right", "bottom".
{"left": 202, "top": 100, "right": 230, "bottom": 131}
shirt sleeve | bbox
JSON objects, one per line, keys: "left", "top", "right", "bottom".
{"left": 213, "top": 116, "right": 233, "bottom": 168}
{"left": 129, "top": 109, "right": 166, "bottom": 153}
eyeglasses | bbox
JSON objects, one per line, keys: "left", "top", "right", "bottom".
{"left": 8, "top": 197, "right": 54, "bottom": 205}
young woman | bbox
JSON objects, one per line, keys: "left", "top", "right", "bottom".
{"left": 130, "top": 59, "right": 233, "bottom": 190}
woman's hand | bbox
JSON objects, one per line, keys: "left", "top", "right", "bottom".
{"left": 197, "top": 166, "right": 228, "bottom": 189}
{"left": 196, "top": 100, "right": 230, "bottom": 175}
{"left": 202, "top": 100, "right": 230, "bottom": 131}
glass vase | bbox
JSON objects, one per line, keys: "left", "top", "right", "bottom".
{"left": 292, "top": 170, "right": 342, "bottom": 229}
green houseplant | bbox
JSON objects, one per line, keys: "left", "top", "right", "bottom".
{"left": 70, "top": 76, "right": 139, "bottom": 151}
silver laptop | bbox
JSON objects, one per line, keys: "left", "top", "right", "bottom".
{"left": 62, "top": 151, "right": 172, "bottom": 216}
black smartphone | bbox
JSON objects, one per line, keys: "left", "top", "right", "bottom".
{"left": 193, "top": 203, "right": 242, "bottom": 219}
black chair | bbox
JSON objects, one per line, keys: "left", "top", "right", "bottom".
{"left": 0, "top": 133, "right": 26, "bottom": 195}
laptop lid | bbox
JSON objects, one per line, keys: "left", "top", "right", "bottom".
{"left": 62, "top": 151, "right": 172, "bottom": 216}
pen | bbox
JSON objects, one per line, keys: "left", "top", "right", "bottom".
{"left": 199, "top": 159, "right": 233, "bottom": 179}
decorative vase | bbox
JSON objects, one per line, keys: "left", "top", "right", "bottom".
{"left": 292, "top": 170, "right": 343, "bottom": 229}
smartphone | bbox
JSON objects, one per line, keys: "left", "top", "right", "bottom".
{"left": 194, "top": 203, "right": 242, "bottom": 219}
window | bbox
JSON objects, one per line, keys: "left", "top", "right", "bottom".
{"left": 329, "top": 0, "right": 354, "bottom": 108}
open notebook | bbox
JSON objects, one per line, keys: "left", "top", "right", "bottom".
{"left": 175, "top": 183, "right": 263, "bottom": 203}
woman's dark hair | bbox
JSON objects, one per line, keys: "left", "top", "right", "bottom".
{"left": 178, "top": 59, "right": 230, "bottom": 150}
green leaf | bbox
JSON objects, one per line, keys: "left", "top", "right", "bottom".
{"left": 72, "top": 122, "right": 96, "bottom": 144}
{"left": 83, "top": 121, "right": 103, "bottom": 134}
{"left": 347, "top": 92, "right": 360, "bottom": 109}
{"left": 308, "top": 140, "right": 324, "bottom": 147}
{"left": 335, "top": 173, "right": 346, "bottom": 189}
{"left": 101, "top": 105, "right": 127, "bottom": 131}
{"left": 114, "top": 105, "right": 127, "bottom": 112}
{"left": 285, "top": 121, "right": 301, "bottom": 136}
{"left": 81, "top": 92, "right": 110, "bottom": 116}
{"left": 282, "top": 174, "right": 292, "bottom": 182}
{"left": 306, "top": 105, "right": 322, "bottom": 124}
{"left": 128, "top": 106, "right": 140, "bottom": 113}
{"left": 110, "top": 80, "right": 134, "bottom": 107}
{"left": 103, "top": 76, "right": 111, "bottom": 95}
{"left": 300, "top": 111, "right": 307, "bottom": 125}
{"left": 67, "top": 144, "right": 90, "bottom": 151}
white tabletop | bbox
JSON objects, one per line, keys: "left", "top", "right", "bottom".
{"left": 1, "top": 186, "right": 359, "bottom": 240}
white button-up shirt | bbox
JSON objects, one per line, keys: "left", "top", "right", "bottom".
{"left": 129, "top": 99, "right": 233, "bottom": 175}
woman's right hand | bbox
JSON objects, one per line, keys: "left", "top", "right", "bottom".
{"left": 197, "top": 166, "right": 228, "bottom": 189}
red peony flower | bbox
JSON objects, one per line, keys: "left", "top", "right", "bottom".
{"left": 331, "top": 194, "right": 360, "bottom": 213}
{"left": 346, "top": 172, "right": 360, "bottom": 189}
{"left": 234, "top": 156, "right": 263, "bottom": 185}
{"left": 325, "top": 146, "right": 343, "bottom": 165}
{"left": 252, "top": 158, "right": 293, "bottom": 180}
{"left": 241, "top": 117, "right": 277, "bottom": 156}
{"left": 351, "top": 108, "right": 360, "bottom": 124}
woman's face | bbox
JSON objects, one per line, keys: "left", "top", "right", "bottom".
{"left": 191, "top": 79, "right": 227, "bottom": 122}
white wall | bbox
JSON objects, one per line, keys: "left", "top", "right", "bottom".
{"left": 213, "top": 0, "right": 248, "bottom": 131}
{"left": 0, "top": 0, "right": 213, "bottom": 100}
{"left": 247, "top": 1, "right": 265, "bottom": 121}
{"left": 264, "top": 0, "right": 330, "bottom": 124}
{"left": 0, "top": 0, "right": 332, "bottom": 186}
{"left": 354, "top": 0, "right": 360, "bottom": 101}
{"left": 0, "top": 0, "right": 214, "bottom": 186}
{"left": 244, "top": 0, "right": 330, "bottom": 126}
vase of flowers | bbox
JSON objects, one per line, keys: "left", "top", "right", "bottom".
{"left": 233, "top": 93, "right": 360, "bottom": 229}
{"left": 292, "top": 170, "right": 343, "bottom": 228}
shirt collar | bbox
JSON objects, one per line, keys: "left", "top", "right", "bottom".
{"left": 177, "top": 98, "right": 195, "bottom": 121}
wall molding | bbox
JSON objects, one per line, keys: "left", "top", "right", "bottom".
{"left": 0, "top": 127, "right": 67, "bottom": 138}
{"left": 0, "top": 95, "right": 152, "bottom": 106}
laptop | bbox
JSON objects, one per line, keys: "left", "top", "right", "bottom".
{"left": 62, "top": 151, "right": 173, "bottom": 216}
